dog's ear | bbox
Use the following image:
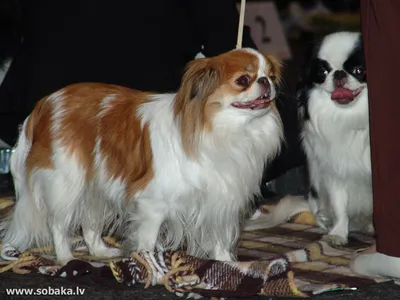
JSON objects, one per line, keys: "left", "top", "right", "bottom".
{"left": 296, "top": 37, "right": 324, "bottom": 92}
{"left": 264, "top": 55, "right": 284, "bottom": 86}
{"left": 296, "top": 39, "right": 322, "bottom": 123}
{"left": 296, "top": 61, "right": 313, "bottom": 122}
{"left": 179, "top": 58, "right": 220, "bottom": 101}
{"left": 174, "top": 58, "right": 221, "bottom": 157}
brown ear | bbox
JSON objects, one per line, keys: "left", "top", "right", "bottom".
{"left": 181, "top": 58, "right": 220, "bottom": 101}
{"left": 174, "top": 58, "right": 220, "bottom": 157}
{"left": 264, "top": 55, "right": 284, "bottom": 85}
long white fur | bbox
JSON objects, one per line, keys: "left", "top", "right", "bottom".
{"left": 243, "top": 33, "right": 373, "bottom": 246}
{"left": 1, "top": 49, "right": 283, "bottom": 263}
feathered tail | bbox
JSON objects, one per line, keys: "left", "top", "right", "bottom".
{"left": 0, "top": 103, "right": 51, "bottom": 259}
{"left": 244, "top": 195, "right": 311, "bottom": 231}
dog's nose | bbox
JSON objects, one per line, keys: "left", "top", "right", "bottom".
{"left": 333, "top": 70, "right": 347, "bottom": 80}
{"left": 257, "top": 76, "right": 269, "bottom": 86}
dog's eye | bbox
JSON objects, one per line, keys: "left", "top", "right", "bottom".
{"left": 353, "top": 67, "right": 365, "bottom": 77}
{"left": 236, "top": 75, "right": 251, "bottom": 87}
{"left": 270, "top": 75, "right": 276, "bottom": 82}
{"left": 317, "top": 68, "right": 329, "bottom": 77}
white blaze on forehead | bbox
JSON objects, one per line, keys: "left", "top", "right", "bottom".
{"left": 242, "top": 48, "right": 267, "bottom": 77}
{"left": 318, "top": 32, "right": 361, "bottom": 69}
{"left": 239, "top": 48, "right": 277, "bottom": 100}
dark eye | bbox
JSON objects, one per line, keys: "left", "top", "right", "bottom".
{"left": 312, "top": 59, "right": 332, "bottom": 84}
{"left": 317, "top": 68, "right": 329, "bottom": 77}
{"left": 236, "top": 75, "right": 251, "bottom": 87}
{"left": 270, "top": 75, "right": 276, "bottom": 82}
{"left": 353, "top": 67, "right": 365, "bottom": 77}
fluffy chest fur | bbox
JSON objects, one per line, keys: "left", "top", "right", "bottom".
{"left": 302, "top": 89, "right": 371, "bottom": 181}
{"left": 302, "top": 89, "right": 372, "bottom": 222}
{"left": 137, "top": 94, "right": 282, "bottom": 257}
{"left": 139, "top": 94, "right": 281, "bottom": 200}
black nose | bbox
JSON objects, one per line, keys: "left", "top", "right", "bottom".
{"left": 333, "top": 70, "right": 347, "bottom": 80}
{"left": 257, "top": 76, "right": 269, "bottom": 85}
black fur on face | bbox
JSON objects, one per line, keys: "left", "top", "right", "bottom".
{"left": 309, "top": 58, "right": 333, "bottom": 85}
{"left": 310, "top": 185, "right": 319, "bottom": 199}
{"left": 296, "top": 33, "right": 366, "bottom": 123}
{"left": 343, "top": 38, "right": 366, "bottom": 84}
{"left": 296, "top": 37, "right": 325, "bottom": 122}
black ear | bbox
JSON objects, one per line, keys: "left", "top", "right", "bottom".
{"left": 296, "top": 37, "right": 323, "bottom": 123}
{"left": 296, "top": 59, "right": 313, "bottom": 123}
{"left": 297, "top": 56, "right": 315, "bottom": 123}
{"left": 181, "top": 58, "right": 220, "bottom": 101}
{"left": 297, "top": 83, "right": 310, "bottom": 122}
{"left": 296, "top": 38, "right": 321, "bottom": 91}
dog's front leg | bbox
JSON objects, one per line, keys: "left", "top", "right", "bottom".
{"left": 322, "top": 182, "right": 349, "bottom": 247}
{"left": 123, "top": 200, "right": 166, "bottom": 255}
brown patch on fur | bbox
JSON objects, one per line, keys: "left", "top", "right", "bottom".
{"left": 97, "top": 88, "right": 154, "bottom": 198}
{"left": 57, "top": 85, "right": 103, "bottom": 181}
{"left": 25, "top": 97, "right": 54, "bottom": 176}
{"left": 264, "top": 55, "right": 284, "bottom": 86}
{"left": 263, "top": 55, "right": 284, "bottom": 119}
{"left": 26, "top": 82, "right": 154, "bottom": 200}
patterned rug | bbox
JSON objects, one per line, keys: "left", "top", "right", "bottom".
{"left": 0, "top": 196, "right": 388, "bottom": 299}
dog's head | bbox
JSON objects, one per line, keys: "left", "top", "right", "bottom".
{"left": 298, "top": 32, "right": 368, "bottom": 124}
{"left": 174, "top": 48, "right": 283, "bottom": 155}
{"left": 312, "top": 32, "right": 366, "bottom": 105}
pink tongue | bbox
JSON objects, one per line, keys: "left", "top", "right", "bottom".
{"left": 239, "top": 99, "right": 269, "bottom": 107}
{"left": 331, "top": 88, "right": 354, "bottom": 101}
{"left": 253, "top": 99, "right": 269, "bottom": 105}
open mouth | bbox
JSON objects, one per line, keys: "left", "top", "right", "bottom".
{"left": 231, "top": 93, "right": 272, "bottom": 110}
{"left": 331, "top": 87, "right": 364, "bottom": 105}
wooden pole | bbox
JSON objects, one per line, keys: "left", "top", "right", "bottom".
{"left": 236, "top": 0, "right": 246, "bottom": 49}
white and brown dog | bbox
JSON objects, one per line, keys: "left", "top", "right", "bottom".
{"left": 1, "top": 48, "right": 284, "bottom": 264}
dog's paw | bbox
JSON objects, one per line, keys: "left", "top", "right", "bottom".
{"left": 322, "top": 234, "right": 347, "bottom": 248}
{"left": 1, "top": 244, "right": 20, "bottom": 261}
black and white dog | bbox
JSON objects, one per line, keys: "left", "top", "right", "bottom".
{"left": 298, "top": 31, "right": 372, "bottom": 246}
{"left": 245, "top": 32, "right": 373, "bottom": 247}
